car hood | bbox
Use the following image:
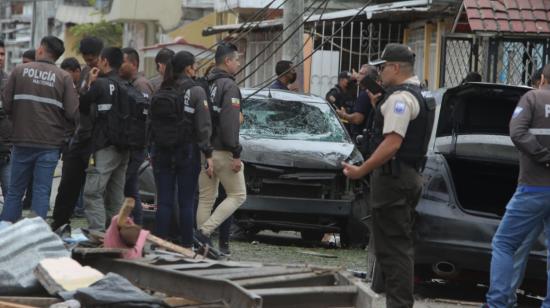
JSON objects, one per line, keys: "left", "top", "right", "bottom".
{"left": 436, "top": 83, "right": 531, "bottom": 138}
{"left": 240, "top": 136, "right": 362, "bottom": 169}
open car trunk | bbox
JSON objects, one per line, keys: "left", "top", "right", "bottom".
{"left": 434, "top": 83, "right": 530, "bottom": 217}
{"left": 444, "top": 155, "right": 518, "bottom": 217}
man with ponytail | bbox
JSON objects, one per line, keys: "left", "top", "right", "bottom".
{"left": 149, "top": 51, "right": 213, "bottom": 250}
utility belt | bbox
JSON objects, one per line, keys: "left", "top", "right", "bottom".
{"left": 380, "top": 157, "right": 427, "bottom": 177}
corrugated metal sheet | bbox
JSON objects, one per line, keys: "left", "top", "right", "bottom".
{"left": 0, "top": 218, "right": 70, "bottom": 295}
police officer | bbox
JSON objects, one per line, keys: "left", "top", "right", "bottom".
{"left": 342, "top": 43, "right": 435, "bottom": 308}
{"left": 337, "top": 64, "right": 379, "bottom": 142}
{"left": 196, "top": 43, "right": 247, "bottom": 252}
{"left": 78, "top": 37, "right": 104, "bottom": 94}
{"left": 80, "top": 47, "right": 129, "bottom": 230}
{"left": 0, "top": 36, "right": 79, "bottom": 222}
{"left": 485, "top": 64, "right": 550, "bottom": 307}
{"left": 150, "top": 48, "right": 175, "bottom": 94}
{"left": 326, "top": 71, "right": 356, "bottom": 110}
{"left": 51, "top": 39, "right": 102, "bottom": 230}
{"left": 150, "top": 51, "right": 213, "bottom": 249}
{"left": 120, "top": 47, "right": 153, "bottom": 225}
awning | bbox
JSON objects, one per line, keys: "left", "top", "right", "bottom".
{"left": 141, "top": 38, "right": 214, "bottom": 60}
{"left": 203, "top": 0, "right": 432, "bottom": 36}
{"left": 461, "top": 0, "right": 550, "bottom": 34}
{"left": 106, "top": 0, "right": 182, "bottom": 30}
{"left": 55, "top": 5, "right": 102, "bottom": 24}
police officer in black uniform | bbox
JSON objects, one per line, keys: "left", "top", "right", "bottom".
{"left": 326, "top": 71, "right": 356, "bottom": 110}
{"left": 342, "top": 44, "right": 435, "bottom": 308}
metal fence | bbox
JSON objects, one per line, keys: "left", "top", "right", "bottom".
{"left": 441, "top": 34, "right": 550, "bottom": 88}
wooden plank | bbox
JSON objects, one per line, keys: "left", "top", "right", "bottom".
{"left": 0, "top": 297, "right": 61, "bottom": 307}
{"left": 0, "top": 301, "right": 35, "bottom": 308}
{"left": 215, "top": 267, "right": 313, "bottom": 281}
{"left": 235, "top": 272, "right": 336, "bottom": 289}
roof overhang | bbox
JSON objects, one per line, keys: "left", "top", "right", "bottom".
{"left": 203, "top": 0, "right": 434, "bottom": 36}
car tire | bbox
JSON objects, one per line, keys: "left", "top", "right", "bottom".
{"left": 300, "top": 230, "right": 324, "bottom": 242}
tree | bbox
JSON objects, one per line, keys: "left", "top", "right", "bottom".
{"left": 70, "top": 20, "right": 123, "bottom": 50}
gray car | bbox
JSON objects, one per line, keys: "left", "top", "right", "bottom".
{"left": 139, "top": 89, "right": 368, "bottom": 246}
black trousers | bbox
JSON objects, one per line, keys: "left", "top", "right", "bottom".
{"left": 370, "top": 164, "right": 422, "bottom": 308}
{"left": 51, "top": 154, "right": 88, "bottom": 230}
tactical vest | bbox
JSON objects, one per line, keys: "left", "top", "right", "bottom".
{"left": 370, "top": 83, "right": 435, "bottom": 168}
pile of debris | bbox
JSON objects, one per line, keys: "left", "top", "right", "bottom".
{"left": 0, "top": 198, "right": 372, "bottom": 308}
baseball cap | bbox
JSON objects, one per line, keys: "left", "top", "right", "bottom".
{"left": 370, "top": 43, "right": 415, "bottom": 65}
{"left": 338, "top": 71, "right": 352, "bottom": 80}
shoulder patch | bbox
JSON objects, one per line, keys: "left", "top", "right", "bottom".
{"left": 394, "top": 101, "right": 407, "bottom": 114}
{"left": 231, "top": 98, "right": 241, "bottom": 108}
{"left": 512, "top": 106, "right": 523, "bottom": 118}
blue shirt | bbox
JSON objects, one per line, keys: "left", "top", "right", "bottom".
{"left": 270, "top": 79, "right": 289, "bottom": 91}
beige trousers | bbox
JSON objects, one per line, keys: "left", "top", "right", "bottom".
{"left": 196, "top": 150, "right": 247, "bottom": 236}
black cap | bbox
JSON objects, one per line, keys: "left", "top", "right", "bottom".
{"left": 371, "top": 43, "right": 415, "bottom": 65}
{"left": 338, "top": 71, "right": 352, "bottom": 80}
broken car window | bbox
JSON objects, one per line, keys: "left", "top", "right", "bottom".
{"left": 241, "top": 98, "right": 347, "bottom": 142}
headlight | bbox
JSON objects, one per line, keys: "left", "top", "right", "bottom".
{"left": 347, "top": 147, "right": 364, "bottom": 166}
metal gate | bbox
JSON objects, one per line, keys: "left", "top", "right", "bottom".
{"left": 441, "top": 34, "right": 550, "bottom": 88}
{"left": 439, "top": 34, "right": 480, "bottom": 88}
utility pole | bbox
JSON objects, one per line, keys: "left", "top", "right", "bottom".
{"left": 283, "top": 0, "right": 304, "bottom": 91}
{"left": 31, "top": 0, "right": 48, "bottom": 48}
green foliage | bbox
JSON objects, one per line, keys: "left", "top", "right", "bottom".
{"left": 70, "top": 20, "right": 123, "bottom": 51}
{"left": 87, "top": 0, "right": 97, "bottom": 6}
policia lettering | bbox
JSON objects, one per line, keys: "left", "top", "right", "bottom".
{"left": 22, "top": 67, "right": 56, "bottom": 87}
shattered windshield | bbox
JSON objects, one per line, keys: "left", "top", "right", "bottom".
{"left": 241, "top": 98, "right": 348, "bottom": 142}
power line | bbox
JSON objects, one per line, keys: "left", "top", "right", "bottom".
{"left": 244, "top": 1, "right": 373, "bottom": 99}
{"left": 196, "top": 0, "right": 290, "bottom": 70}
{"left": 195, "top": 0, "right": 280, "bottom": 59}
{"left": 238, "top": 0, "right": 329, "bottom": 85}
{"left": 235, "top": 0, "right": 322, "bottom": 78}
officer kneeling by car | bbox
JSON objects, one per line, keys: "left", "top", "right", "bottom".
{"left": 342, "top": 43, "right": 435, "bottom": 308}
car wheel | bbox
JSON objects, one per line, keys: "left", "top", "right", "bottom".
{"left": 300, "top": 230, "right": 324, "bottom": 242}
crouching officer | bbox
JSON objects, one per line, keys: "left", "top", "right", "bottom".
{"left": 342, "top": 43, "right": 435, "bottom": 308}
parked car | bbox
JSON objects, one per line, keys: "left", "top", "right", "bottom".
{"left": 369, "top": 83, "right": 546, "bottom": 290}
{"left": 138, "top": 89, "right": 368, "bottom": 246}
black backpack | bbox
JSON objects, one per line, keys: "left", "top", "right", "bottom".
{"left": 196, "top": 77, "right": 220, "bottom": 122}
{"left": 149, "top": 79, "right": 195, "bottom": 148}
{"left": 196, "top": 76, "right": 222, "bottom": 139}
{"left": 125, "top": 83, "right": 150, "bottom": 149}
{"left": 105, "top": 77, "right": 130, "bottom": 148}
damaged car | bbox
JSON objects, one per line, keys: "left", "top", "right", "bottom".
{"left": 138, "top": 89, "right": 368, "bottom": 246}
{"left": 370, "top": 83, "right": 546, "bottom": 290}
{"left": 236, "top": 89, "right": 367, "bottom": 246}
